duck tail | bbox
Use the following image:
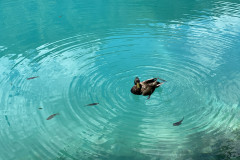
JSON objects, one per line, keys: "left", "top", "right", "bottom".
{"left": 157, "top": 77, "right": 167, "bottom": 82}
{"left": 156, "top": 81, "right": 164, "bottom": 87}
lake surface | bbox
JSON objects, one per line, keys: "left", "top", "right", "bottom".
{"left": 0, "top": 0, "right": 240, "bottom": 159}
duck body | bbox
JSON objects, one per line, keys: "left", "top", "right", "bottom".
{"left": 131, "top": 77, "right": 164, "bottom": 99}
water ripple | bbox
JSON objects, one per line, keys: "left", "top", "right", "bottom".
{"left": 1, "top": 0, "right": 240, "bottom": 159}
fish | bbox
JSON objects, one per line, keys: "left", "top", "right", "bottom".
{"left": 173, "top": 117, "right": 184, "bottom": 126}
{"left": 46, "top": 113, "right": 59, "bottom": 120}
{"left": 86, "top": 103, "right": 99, "bottom": 106}
{"left": 5, "top": 115, "right": 10, "bottom": 126}
{"left": 38, "top": 107, "right": 43, "bottom": 109}
{"left": 27, "top": 76, "right": 39, "bottom": 80}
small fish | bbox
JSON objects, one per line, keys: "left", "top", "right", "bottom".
{"left": 86, "top": 103, "right": 99, "bottom": 106}
{"left": 38, "top": 107, "right": 43, "bottom": 109}
{"left": 5, "top": 115, "right": 10, "bottom": 126}
{"left": 27, "top": 76, "right": 39, "bottom": 80}
{"left": 46, "top": 113, "right": 59, "bottom": 120}
{"left": 173, "top": 117, "right": 184, "bottom": 126}
{"left": 59, "top": 15, "right": 62, "bottom": 18}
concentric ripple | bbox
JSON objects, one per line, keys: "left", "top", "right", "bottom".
{"left": 1, "top": 0, "right": 240, "bottom": 159}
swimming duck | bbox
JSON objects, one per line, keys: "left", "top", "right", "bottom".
{"left": 130, "top": 77, "right": 165, "bottom": 99}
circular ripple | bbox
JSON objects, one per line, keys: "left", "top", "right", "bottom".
{"left": 1, "top": 1, "right": 240, "bottom": 159}
{"left": 0, "top": 30, "right": 239, "bottom": 160}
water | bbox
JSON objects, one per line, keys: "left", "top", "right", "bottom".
{"left": 1, "top": 0, "right": 240, "bottom": 159}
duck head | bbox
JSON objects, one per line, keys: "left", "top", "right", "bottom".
{"left": 134, "top": 77, "right": 141, "bottom": 89}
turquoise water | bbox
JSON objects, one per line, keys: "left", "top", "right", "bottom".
{"left": 1, "top": 0, "right": 240, "bottom": 159}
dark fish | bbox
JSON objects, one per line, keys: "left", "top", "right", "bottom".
{"left": 5, "top": 115, "right": 10, "bottom": 126}
{"left": 27, "top": 76, "right": 39, "bottom": 80}
{"left": 86, "top": 103, "right": 99, "bottom": 106}
{"left": 173, "top": 117, "right": 184, "bottom": 126}
{"left": 38, "top": 107, "right": 43, "bottom": 109}
{"left": 46, "top": 113, "right": 59, "bottom": 120}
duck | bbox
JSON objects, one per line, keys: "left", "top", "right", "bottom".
{"left": 130, "top": 77, "right": 165, "bottom": 99}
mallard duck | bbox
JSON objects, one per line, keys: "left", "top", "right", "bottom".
{"left": 130, "top": 77, "right": 165, "bottom": 99}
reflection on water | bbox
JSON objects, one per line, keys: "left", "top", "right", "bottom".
{"left": 0, "top": 0, "right": 240, "bottom": 159}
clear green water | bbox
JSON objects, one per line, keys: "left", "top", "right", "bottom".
{"left": 1, "top": 0, "right": 240, "bottom": 159}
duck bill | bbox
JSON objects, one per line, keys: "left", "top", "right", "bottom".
{"left": 137, "top": 83, "right": 140, "bottom": 89}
